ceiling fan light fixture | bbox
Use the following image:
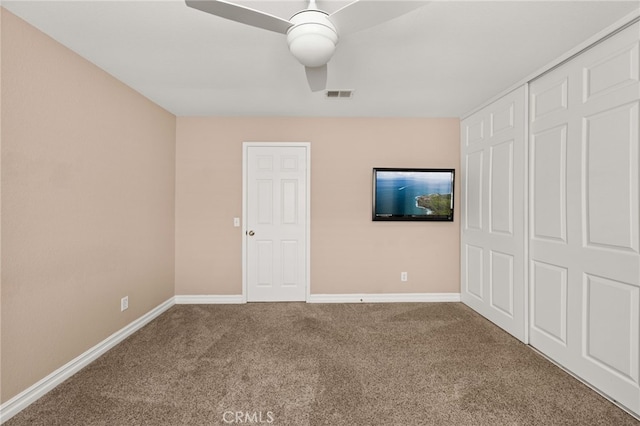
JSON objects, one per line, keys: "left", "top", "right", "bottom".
{"left": 185, "top": 0, "right": 433, "bottom": 92}
{"left": 287, "top": 10, "right": 338, "bottom": 68}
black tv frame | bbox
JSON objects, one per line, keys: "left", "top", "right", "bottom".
{"left": 372, "top": 168, "right": 455, "bottom": 222}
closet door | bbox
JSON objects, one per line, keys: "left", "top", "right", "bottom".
{"left": 529, "top": 21, "right": 640, "bottom": 414}
{"left": 461, "top": 86, "right": 527, "bottom": 342}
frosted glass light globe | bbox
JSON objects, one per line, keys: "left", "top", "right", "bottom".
{"left": 286, "top": 10, "right": 338, "bottom": 68}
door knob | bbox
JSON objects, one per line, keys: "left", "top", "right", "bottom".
{"left": 247, "top": 230, "right": 255, "bottom": 236}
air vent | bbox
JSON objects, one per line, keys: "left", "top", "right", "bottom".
{"left": 325, "top": 90, "right": 354, "bottom": 99}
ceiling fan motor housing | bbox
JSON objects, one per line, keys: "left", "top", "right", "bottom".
{"left": 286, "top": 10, "right": 338, "bottom": 68}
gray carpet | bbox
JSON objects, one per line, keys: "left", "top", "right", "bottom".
{"left": 5, "top": 302, "right": 638, "bottom": 425}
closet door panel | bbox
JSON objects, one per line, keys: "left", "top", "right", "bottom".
{"left": 461, "top": 86, "right": 526, "bottom": 342}
{"left": 530, "top": 124, "right": 568, "bottom": 243}
{"left": 584, "top": 102, "right": 639, "bottom": 252}
{"left": 529, "top": 21, "right": 640, "bottom": 415}
{"left": 465, "top": 150, "right": 484, "bottom": 232}
{"left": 489, "top": 140, "right": 514, "bottom": 235}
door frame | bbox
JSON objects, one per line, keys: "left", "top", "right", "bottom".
{"left": 242, "top": 142, "right": 311, "bottom": 303}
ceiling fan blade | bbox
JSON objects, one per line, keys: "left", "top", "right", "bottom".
{"left": 305, "top": 65, "right": 328, "bottom": 92}
{"left": 329, "top": 0, "right": 430, "bottom": 36}
{"left": 185, "top": 0, "right": 293, "bottom": 34}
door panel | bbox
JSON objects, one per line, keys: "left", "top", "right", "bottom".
{"left": 531, "top": 78, "right": 568, "bottom": 120}
{"left": 531, "top": 260, "right": 568, "bottom": 346}
{"left": 530, "top": 125, "right": 567, "bottom": 243}
{"left": 461, "top": 86, "right": 527, "bottom": 342}
{"left": 584, "top": 102, "right": 639, "bottom": 251}
{"left": 245, "top": 144, "right": 309, "bottom": 302}
{"left": 281, "top": 180, "right": 299, "bottom": 224}
{"left": 529, "top": 22, "right": 640, "bottom": 415}
{"left": 465, "top": 151, "right": 484, "bottom": 231}
{"left": 491, "top": 102, "right": 515, "bottom": 135}
{"left": 466, "top": 117, "right": 485, "bottom": 145}
{"left": 584, "top": 41, "right": 639, "bottom": 102}
{"left": 257, "top": 240, "right": 274, "bottom": 286}
{"left": 490, "top": 140, "right": 514, "bottom": 235}
{"left": 465, "top": 244, "right": 484, "bottom": 300}
{"left": 257, "top": 179, "right": 273, "bottom": 224}
{"left": 490, "top": 250, "right": 514, "bottom": 316}
{"left": 584, "top": 274, "right": 639, "bottom": 382}
{"left": 281, "top": 240, "right": 299, "bottom": 285}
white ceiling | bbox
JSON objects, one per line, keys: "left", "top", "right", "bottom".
{"left": 3, "top": 0, "right": 639, "bottom": 117}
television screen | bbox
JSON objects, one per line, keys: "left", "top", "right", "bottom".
{"left": 372, "top": 168, "right": 455, "bottom": 221}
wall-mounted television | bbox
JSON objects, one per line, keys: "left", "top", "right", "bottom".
{"left": 372, "top": 168, "right": 455, "bottom": 221}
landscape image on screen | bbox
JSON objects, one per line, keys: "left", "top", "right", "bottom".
{"left": 374, "top": 170, "right": 453, "bottom": 220}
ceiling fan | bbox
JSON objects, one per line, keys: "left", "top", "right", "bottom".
{"left": 185, "top": 0, "right": 429, "bottom": 91}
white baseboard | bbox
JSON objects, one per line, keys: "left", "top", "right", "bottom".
{"left": 174, "top": 294, "right": 245, "bottom": 304}
{"left": 0, "top": 297, "right": 175, "bottom": 424}
{"left": 173, "top": 293, "right": 460, "bottom": 304}
{"left": 307, "top": 293, "right": 461, "bottom": 303}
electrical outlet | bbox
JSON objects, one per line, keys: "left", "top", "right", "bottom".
{"left": 401, "top": 272, "right": 408, "bottom": 282}
{"left": 121, "top": 296, "right": 129, "bottom": 312}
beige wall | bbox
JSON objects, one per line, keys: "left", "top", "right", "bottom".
{"left": 0, "top": 6, "right": 460, "bottom": 407}
{"left": 176, "top": 117, "right": 460, "bottom": 296}
{"left": 1, "top": 10, "right": 176, "bottom": 402}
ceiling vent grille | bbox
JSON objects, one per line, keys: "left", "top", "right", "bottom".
{"left": 325, "top": 90, "right": 354, "bottom": 99}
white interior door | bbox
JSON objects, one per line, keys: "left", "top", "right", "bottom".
{"left": 460, "top": 86, "right": 527, "bottom": 342}
{"left": 244, "top": 143, "right": 309, "bottom": 302}
{"left": 529, "top": 22, "right": 640, "bottom": 414}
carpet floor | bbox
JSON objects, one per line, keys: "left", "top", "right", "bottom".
{"left": 4, "top": 302, "right": 638, "bottom": 425}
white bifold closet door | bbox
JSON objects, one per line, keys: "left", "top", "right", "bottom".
{"left": 461, "top": 86, "right": 527, "bottom": 342}
{"left": 529, "top": 21, "right": 640, "bottom": 414}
